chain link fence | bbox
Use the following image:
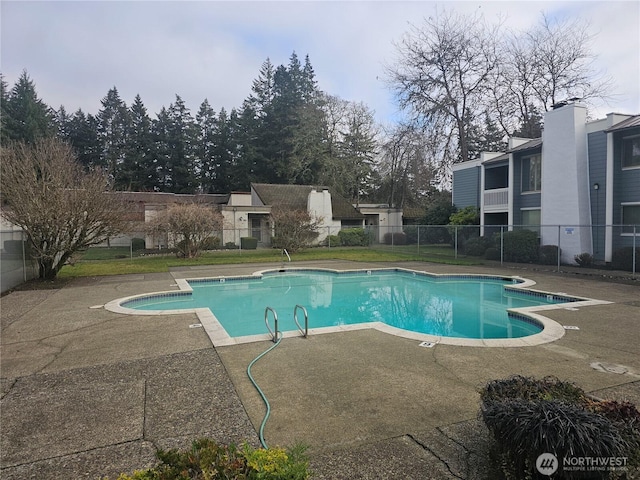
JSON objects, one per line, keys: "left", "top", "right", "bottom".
{"left": 3, "top": 223, "right": 637, "bottom": 292}
{"left": 361, "top": 223, "right": 637, "bottom": 277}
{"left": 1, "top": 230, "right": 37, "bottom": 293}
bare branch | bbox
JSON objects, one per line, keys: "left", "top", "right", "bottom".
{"left": 1, "top": 138, "right": 130, "bottom": 279}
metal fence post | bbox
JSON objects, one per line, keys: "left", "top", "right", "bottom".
{"left": 500, "top": 225, "right": 504, "bottom": 265}
{"left": 21, "top": 231, "right": 27, "bottom": 282}
{"left": 417, "top": 225, "right": 420, "bottom": 255}
{"left": 634, "top": 225, "right": 637, "bottom": 278}
{"left": 557, "top": 225, "right": 561, "bottom": 272}
{"left": 454, "top": 226, "right": 458, "bottom": 259}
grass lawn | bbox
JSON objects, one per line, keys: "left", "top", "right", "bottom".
{"left": 58, "top": 245, "right": 481, "bottom": 278}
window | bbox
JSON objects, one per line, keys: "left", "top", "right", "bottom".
{"left": 622, "top": 135, "right": 640, "bottom": 169}
{"left": 521, "top": 154, "right": 541, "bottom": 192}
{"left": 521, "top": 209, "right": 541, "bottom": 234}
{"left": 622, "top": 204, "right": 640, "bottom": 234}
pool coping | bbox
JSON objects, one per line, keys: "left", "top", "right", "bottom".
{"left": 103, "top": 267, "right": 612, "bottom": 348}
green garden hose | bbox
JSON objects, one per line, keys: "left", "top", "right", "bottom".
{"left": 246, "top": 333, "right": 282, "bottom": 449}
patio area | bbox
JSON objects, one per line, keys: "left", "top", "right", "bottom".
{"left": 1, "top": 260, "right": 639, "bottom": 479}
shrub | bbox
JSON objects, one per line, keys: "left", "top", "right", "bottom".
{"left": 338, "top": 228, "right": 370, "bottom": 246}
{"left": 589, "top": 399, "right": 640, "bottom": 471}
{"left": 448, "top": 205, "right": 479, "bottom": 226}
{"left": 403, "top": 226, "right": 419, "bottom": 244}
{"left": 270, "top": 208, "right": 320, "bottom": 253}
{"left": 574, "top": 251, "right": 593, "bottom": 267}
{"left": 539, "top": 244, "right": 560, "bottom": 265}
{"left": 324, "top": 234, "right": 341, "bottom": 247}
{"left": 480, "top": 377, "right": 640, "bottom": 478}
{"left": 480, "top": 375, "right": 587, "bottom": 405}
{"left": 224, "top": 241, "right": 239, "bottom": 249}
{"left": 201, "top": 236, "right": 221, "bottom": 251}
{"left": 146, "top": 203, "right": 224, "bottom": 259}
{"left": 422, "top": 225, "right": 451, "bottom": 245}
{"left": 131, "top": 238, "right": 146, "bottom": 251}
{"left": 383, "top": 232, "right": 407, "bottom": 245}
{"left": 110, "top": 438, "right": 310, "bottom": 480}
{"left": 484, "top": 247, "right": 500, "bottom": 261}
{"left": 482, "top": 399, "right": 627, "bottom": 478}
{"left": 463, "top": 236, "right": 492, "bottom": 256}
{"left": 241, "top": 237, "right": 258, "bottom": 250}
{"left": 501, "top": 229, "right": 539, "bottom": 263}
{"left": 611, "top": 247, "right": 640, "bottom": 272}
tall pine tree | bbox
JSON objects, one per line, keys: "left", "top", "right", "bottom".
{"left": 96, "top": 87, "right": 130, "bottom": 184}
{"left": 3, "top": 70, "right": 54, "bottom": 144}
{"left": 194, "top": 99, "right": 217, "bottom": 193}
{"left": 123, "top": 94, "right": 155, "bottom": 190}
{"left": 165, "top": 95, "right": 196, "bottom": 193}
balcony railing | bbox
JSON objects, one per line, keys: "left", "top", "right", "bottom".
{"left": 484, "top": 188, "right": 508, "bottom": 211}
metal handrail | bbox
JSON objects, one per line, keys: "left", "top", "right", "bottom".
{"left": 293, "top": 304, "right": 308, "bottom": 338}
{"left": 283, "top": 248, "right": 291, "bottom": 262}
{"left": 264, "top": 307, "right": 279, "bottom": 343}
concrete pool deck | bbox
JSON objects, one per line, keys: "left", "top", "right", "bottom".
{"left": 1, "top": 260, "right": 639, "bottom": 479}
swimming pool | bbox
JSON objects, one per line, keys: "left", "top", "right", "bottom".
{"left": 105, "top": 268, "right": 604, "bottom": 347}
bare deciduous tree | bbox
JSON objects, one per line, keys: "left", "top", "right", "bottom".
{"left": 146, "top": 203, "right": 224, "bottom": 258}
{"left": 270, "top": 207, "right": 321, "bottom": 253}
{"left": 0, "top": 138, "right": 130, "bottom": 279}
{"left": 379, "top": 124, "right": 439, "bottom": 208}
{"left": 389, "top": 10, "right": 613, "bottom": 182}
{"left": 493, "top": 14, "right": 612, "bottom": 135}
{"left": 388, "top": 10, "right": 499, "bottom": 165}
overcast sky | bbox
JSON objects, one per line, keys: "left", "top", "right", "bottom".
{"left": 2, "top": 1, "right": 639, "bottom": 126}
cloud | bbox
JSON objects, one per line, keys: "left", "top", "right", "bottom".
{"left": 1, "top": 1, "right": 638, "bottom": 124}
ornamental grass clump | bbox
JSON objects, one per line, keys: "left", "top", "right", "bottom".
{"left": 111, "top": 438, "right": 310, "bottom": 480}
{"left": 479, "top": 376, "right": 640, "bottom": 479}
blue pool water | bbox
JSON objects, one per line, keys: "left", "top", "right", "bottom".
{"left": 124, "top": 270, "right": 575, "bottom": 340}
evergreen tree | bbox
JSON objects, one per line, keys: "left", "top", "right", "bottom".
{"left": 338, "top": 102, "right": 379, "bottom": 204}
{"left": 301, "top": 54, "right": 318, "bottom": 102}
{"left": 123, "top": 94, "right": 155, "bottom": 190}
{"left": 55, "top": 105, "right": 72, "bottom": 140}
{"left": 166, "top": 95, "right": 196, "bottom": 193}
{"left": 467, "top": 112, "right": 507, "bottom": 160}
{"left": 194, "top": 99, "right": 217, "bottom": 193}
{"left": 66, "top": 109, "right": 100, "bottom": 169}
{"left": 230, "top": 105, "right": 258, "bottom": 191}
{"left": 0, "top": 74, "right": 10, "bottom": 145}
{"left": 96, "top": 87, "right": 130, "bottom": 183}
{"left": 246, "top": 58, "right": 275, "bottom": 117}
{"left": 3, "top": 70, "right": 54, "bottom": 144}
{"left": 153, "top": 107, "right": 172, "bottom": 191}
{"left": 513, "top": 104, "right": 543, "bottom": 138}
{"left": 247, "top": 52, "right": 326, "bottom": 184}
{"left": 210, "top": 107, "right": 234, "bottom": 193}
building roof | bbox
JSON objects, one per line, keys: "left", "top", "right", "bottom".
{"left": 113, "top": 191, "right": 229, "bottom": 205}
{"left": 605, "top": 115, "right": 640, "bottom": 133}
{"left": 251, "top": 183, "right": 365, "bottom": 220}
{"left": 481, "top": 138, "right": 542, "bottom": 165}
{"left": 509, "top": 138, "right": 542, "bottom": 153}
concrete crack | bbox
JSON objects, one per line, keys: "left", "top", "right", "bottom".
{"left": 406, "top": 433, "right": 466, "bottom": 480}
{"left": 0, "top": 440, "right": 143, "bottom": 470}
{"left": 0, "top": 377, "right": 18, "bottom": 400}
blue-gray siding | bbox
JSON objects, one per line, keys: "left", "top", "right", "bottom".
{"left": 452, "top": 166, "right": 480, "bottom": 209}
{"left": 588, "top": 131, "right": 607, "bottom": 260}
{"left": 512, "top": 151, "right": 541, "bottom": 224}
{"left": 612, "top": 127, "right": 640, "bottom": 251}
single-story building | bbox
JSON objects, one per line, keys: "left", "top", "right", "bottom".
{"left": 114, "top": 183, "right": 403, "bottom": 249}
